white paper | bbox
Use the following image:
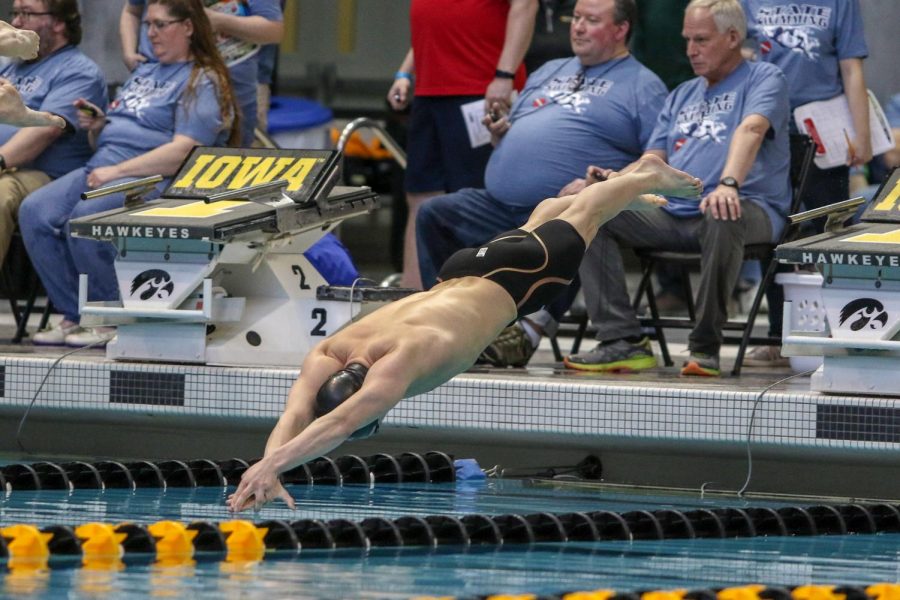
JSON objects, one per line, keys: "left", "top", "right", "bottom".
{"left": 793, "top": 89, "right": 896, "bottom": 170}
{"left": 460, "top": 100, "right": 491, "bottom": 149}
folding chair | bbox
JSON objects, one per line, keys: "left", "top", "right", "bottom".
{"left": 0, "top": 229, "right": 53, "bottom": 343}
{"left": 632, "top": 135, "right": 816, "bottom": 375}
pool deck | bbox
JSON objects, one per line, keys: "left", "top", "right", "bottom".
{"left": 0, "top": 314, "right": 897, "bottom": 501}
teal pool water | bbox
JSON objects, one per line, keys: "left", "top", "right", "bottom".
{"left": 2, "top": 480, "right": 899, "bottom": 599}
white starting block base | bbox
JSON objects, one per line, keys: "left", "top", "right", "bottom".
{"left": 70, "top": 148, "right": 381, "bottom": 368}
{"left": 811, "top": 355, "right": 900, "bottom": 396}
{"left": 83, "top": 237, "right": 391, "bottom": 367}
{"left": 104, "top": 296, "right": 377, "bottom": 367}
{"left": 781, "top": 273, "right": 900, "bottom": 397}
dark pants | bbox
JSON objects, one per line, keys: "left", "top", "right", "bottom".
{"left": 582, "top": 203, "right": 771, "bottom": 355}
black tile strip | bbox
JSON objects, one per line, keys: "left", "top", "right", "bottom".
{"left": 110, "top": 371, "right": 184, "bottom": 407}
{"left": 817, "top": 404, "right": 900, "bottom": 443}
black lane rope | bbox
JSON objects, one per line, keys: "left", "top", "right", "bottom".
{"left": 2, "top": 501, "right": 900, "bottom": 567}
{"left": 0, "top": 451, "right": 456, "bottom": 492}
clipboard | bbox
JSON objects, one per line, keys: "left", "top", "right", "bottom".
{"left": 793, "top": 89, "right": 895, "bottom": 169}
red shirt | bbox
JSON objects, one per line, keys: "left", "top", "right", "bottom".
{"left": 411, "top": 0, "right": 527, "bottom": 96}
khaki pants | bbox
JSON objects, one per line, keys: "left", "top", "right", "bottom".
{"left": 0, "top": 168, "right": 51, "bottom": 266}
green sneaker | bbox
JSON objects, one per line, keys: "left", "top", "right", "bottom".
{"left": 564, "top": 337, "right": 656, "bottom": 372}
{"left": 681, "top": 352, "right": 720, "bottom": 377}
{"left": 478, "top": 323, "right": 537, "bottom": 368}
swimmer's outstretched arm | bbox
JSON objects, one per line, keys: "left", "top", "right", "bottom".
{"left": 263, "top": 350, "right": 345, "bottom": 455}
{"left": 0, "top": 21, "right": 38, "bottom": 60}
{"left": 227, "top": 351, "right": 413, "bottom": 513}
{"left": 225, "top": 349, "right": 341, "bottom": 512}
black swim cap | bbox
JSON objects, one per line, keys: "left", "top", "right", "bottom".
{"left": 314, "top": 363, "right": 380, "bottom": 440}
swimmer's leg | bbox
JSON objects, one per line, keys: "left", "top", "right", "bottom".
{"left": 520, "top": 195, "right": 579, "bottom": 232}
{"left": 554, "top": 156, "right": 700, "bottom": 244}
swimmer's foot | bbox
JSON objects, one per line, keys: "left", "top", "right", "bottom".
{"left": 0, "top": 83, "right": 66, "bottom": 128}
{"left": 0, "top": 21, "right": 38, "bottom": 60}
{"left": 631, "top": 154, "right": 703, "bottom": 199}
{"left": 627, "top": 193, "right": 668, "bottom": 211}
{"left": 19, "top": 107, "right": 66, "bottom": 128}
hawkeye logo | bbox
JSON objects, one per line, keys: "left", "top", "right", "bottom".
{"left": 171, "top": 154, "right": 319, "bottom": 193}
{"left": 131, "top": 269, "right": 174, "bottom": 300}
{"left": 839, "top": 298, "right": 888, "bottom": 331}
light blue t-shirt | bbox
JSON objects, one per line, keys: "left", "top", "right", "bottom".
{"left": 741, "top": 0, "right": 868, "bottom": 109}
{"left": 485, "top": 56, "right": 667, "bottom": 207}
{"left": 0, "top": 45, "right": 107, "bottom": 178}
{"left": 88, "top": 61, "right": 226, "bottom": 169}
{"left": 647, "top": 61, "right": 791, "bottom": 241}
{"left": 129, "top": 0, "right": 283, "bottom": 144}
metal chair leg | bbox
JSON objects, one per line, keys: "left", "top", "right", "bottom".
{"left": 732, "top": 256, "right": 778, "bottom": 376}
{"left": 644, "top": 274, "right": 673, "bottom": 367}
{"left": 549, "top": 334, "right": 563, "bottom": 362}
{"left": 570, "top": 315, "right": 588, "bottom": 355}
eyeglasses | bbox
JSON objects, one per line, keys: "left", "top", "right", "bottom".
{"left": 9, "top": 10, "right": 53, "bottom": 20}
{"left": 142, "top": 18, "right": 187, "bottom": 32}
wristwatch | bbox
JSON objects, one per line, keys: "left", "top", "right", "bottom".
{"left": 719, "top": 176, "right": 740, "bottom": 191}
{"left": 494, "top": 69, "right": 516, "bottom": 79}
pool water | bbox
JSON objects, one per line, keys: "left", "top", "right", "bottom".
{"left": 2, "top": 479, "right": 899, "bottom": 599}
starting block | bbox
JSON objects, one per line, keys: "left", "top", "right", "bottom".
{"left": 776, "top": 167, "right": 900, "bottom": 395}
{"left": 70, "top": 147, "right": 396, "bottom": 367}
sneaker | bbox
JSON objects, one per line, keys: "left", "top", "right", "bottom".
{"left": 32, "top": 321, "right": 83, "bottom": 346}
{"left": 743, "top": 345, "right": 790, "bottom": 367}
{"left": 564, "top": 337, "right": 657, "bottom": 372}
{"left": 681, "top": 352, "right": 720, "bottom": 377}
{"left": 478, "top": 323, "right": 537, "bottom": 368}
{"left": 65, "top": 327, "right": 115, "bottom": 348}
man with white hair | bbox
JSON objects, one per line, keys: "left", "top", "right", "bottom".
{"left": 566, "top": 0, "right": 790, "bottom": 377}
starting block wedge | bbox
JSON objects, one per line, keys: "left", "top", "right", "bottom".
{"left": 70, "top": 147, "right": 391, "bottom": 367}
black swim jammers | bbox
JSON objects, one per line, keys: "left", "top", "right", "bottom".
{"left": 437, "top": 219, "right": 585, "bottom": 318}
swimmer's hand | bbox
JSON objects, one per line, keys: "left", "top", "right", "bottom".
{"left": 227, "top": 458, "right": 296, "bottom": 513}
{"left": 627, "top": 194, "right": 668, "bottom": 211}
{"left": 0, "top": 21, "right": 38, "bottom": 60}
